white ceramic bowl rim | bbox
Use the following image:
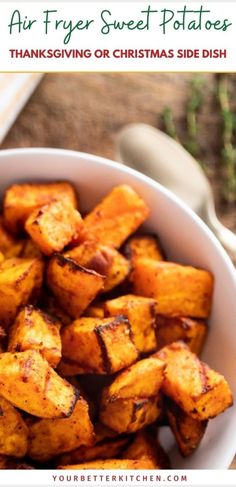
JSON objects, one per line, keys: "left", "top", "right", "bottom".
{"left": 0, "top": 145, "right": 234, "bottom": 276}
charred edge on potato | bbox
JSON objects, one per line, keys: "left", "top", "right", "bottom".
{"left": 122, "top": 233, "right": 165, "bottom": 260}
{"left": 95, "top": 315, "right": 134, "bottom": 374}
{"left": 54, "top": 253, "right": 105, "bottom": 278}
{"left": 65, "top": 386, "right": 80, "bottom": 418}
{"left": 23, "top": 305, "right": 60, "bottom": 327}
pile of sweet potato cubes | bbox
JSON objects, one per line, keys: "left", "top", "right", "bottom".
{"left": 0, "top": 182, "right": 233, "bottom": 470}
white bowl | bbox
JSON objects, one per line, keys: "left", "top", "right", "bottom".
{"left": 0, "top": 148, "right": 236, "bottom": 470}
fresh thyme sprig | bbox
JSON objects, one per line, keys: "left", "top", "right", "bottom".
{"left": 162, "top": 74, "right": 236, "bottom": 203}
{"left": 162, "top": 106, "right": 179, "bottom": 141}
{"left": 184, "top": 75, "right": 205, "bottom": 159}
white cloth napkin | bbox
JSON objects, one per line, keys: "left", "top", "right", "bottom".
{"left": 0, "top": 73, "right": 43, "bottom": 144}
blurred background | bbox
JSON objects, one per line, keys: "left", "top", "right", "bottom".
{"left": 1, "top": 72, "right": 236, "bottom": 233}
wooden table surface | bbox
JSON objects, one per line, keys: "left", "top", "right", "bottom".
{"left": 1, "top": 73, "right": 235, "bottom": 468}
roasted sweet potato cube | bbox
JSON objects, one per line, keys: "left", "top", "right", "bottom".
{"left": 100, "top": 396, "right": 162, "bottom": 433}
{"left": 65, "top": 241, "right": 130, "bottom": 292}
{"left": 94, "top": 317, "right": 138, "bottom": 374}
{"left": 104, "top": 294, "right": 158, "bottom": 353}
{"left": 25, "top": 199, "right": 83, "bottom": 256}
{"left": 157, "top": 316, "right": 207, "bottom": 355}
{"left": 0, "top": 216, "right": 24, "bottom": 257}
{"left": 0, "top": 396, "right": 28, "bottom": 457}
{"left": 103, "top": 356, "right": 165, "bottom": 400}
{"left": 122, "top": 431, "right": 156, "bottom": 462}
{"left": 0, "top": 252, "right": 4, "bottom": 264}
{"left": 102, "top": 250, "right": 130, "bottom": 292}
{"left": 122, "top": 430, "right": 170, "bottom": 468}
{"left": 28, "top": 396, "right": 94, "bottom": 461}
{"left": 47, "top": 254, "right": 105, "bottom": 318}
{"left": 156, "top": 342, "right": 233, "bottom": 420}
{"left": 0, "top": 257, "right": 44, "bottom": 327}
{"left": 61, "top": 316, "right": 138, "bottom": 374}
{"left": 83, "top": 185, "right": 150, "bottom": 248}
{"left": 57, "top": 435, "right": 129, "bottom": 465}
{"left": 131, "top": 260, "right": 213, "bottom": 318}
{"left": 8, "top": 305, "right": 62, "bottom": 368}
{"left": 0, "top": 350, "right": 78, "bottom": 418}
{"left": 166, "top": 398, "right": 208, "bottom": 456}
{"left": 59, "top": 459, "right": 155, "bottom": 469}
{"left": 3, "top": 181, "right": 78, "bottom": 234}
{"left": 123, "top": 234, "right": 164, "bottom": 262}
{"left": 100, "top": 357, "right": 164, "bottom": 432}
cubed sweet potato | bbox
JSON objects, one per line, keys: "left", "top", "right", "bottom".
{"left": 122, "top": 430, "right": 170, "bottom": 468}
{"left": 47, "top": 254, "right": 105, "bottom": 318}
{"left": 65, "top": 241, "right": 130, "bottom": 292}
{"left": 0, "top": 216, "right": 24, "bottom": 257}
{"left": 0, "top": 252, "right": 4, "bottom": 264}
{"left": 61, "top": 316, "right": 138, "bottom": 374}
{"left": 57, "top": 435, "right": 129, "bottom": 466}
{"left": 104, "top": 294, "right": 158, "bottom": 353}
{"left": 157, "top": 316, "right": 207, "bottom": 355}
{"left": 59, "top": 459, "right": 156, "bottom": 469}
{"left": 101, "top": 396, "right": 162, "bottom": 434}
{"left": 156, "top": 341, "right": 233, "bottom": 420}
{"left": 25, "top": 199, "right": 83, "bottom": 256}
{"left": 0, "top": 396, "right": 28, "bottom": 457}
{"left": 100, "top": 356, "right": 164, "bottom": 432}
{"left": 123, "top": 234, "right": 164, "bottom": 262}
{"left": 28, "top": 396, "right": 94, "bottom": 461}
{"left": 8, "top": 305, "right": 62, "bottom": 368}
{"left": 103, "top": 356, "right": 164, "bottom": 400}
{"left": 3, "top": 181, "right": 78, "bottom": 234}
{"left": 0, "top": 257, "right": 44, "bottom": 327}
{"left": 83, "top": 185, "right": 150, "bottom": 248}
{"left": 0, "top": 350, "right": 78, "bottom": 418}
{"left": 166, "top": 398, "right": 208, "bottom": 456}
{"left": 98, "top": 250, "right": 130, "bottom": 293}
{"left": 131, "top": 260, "right": 213, "bottom": 318}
